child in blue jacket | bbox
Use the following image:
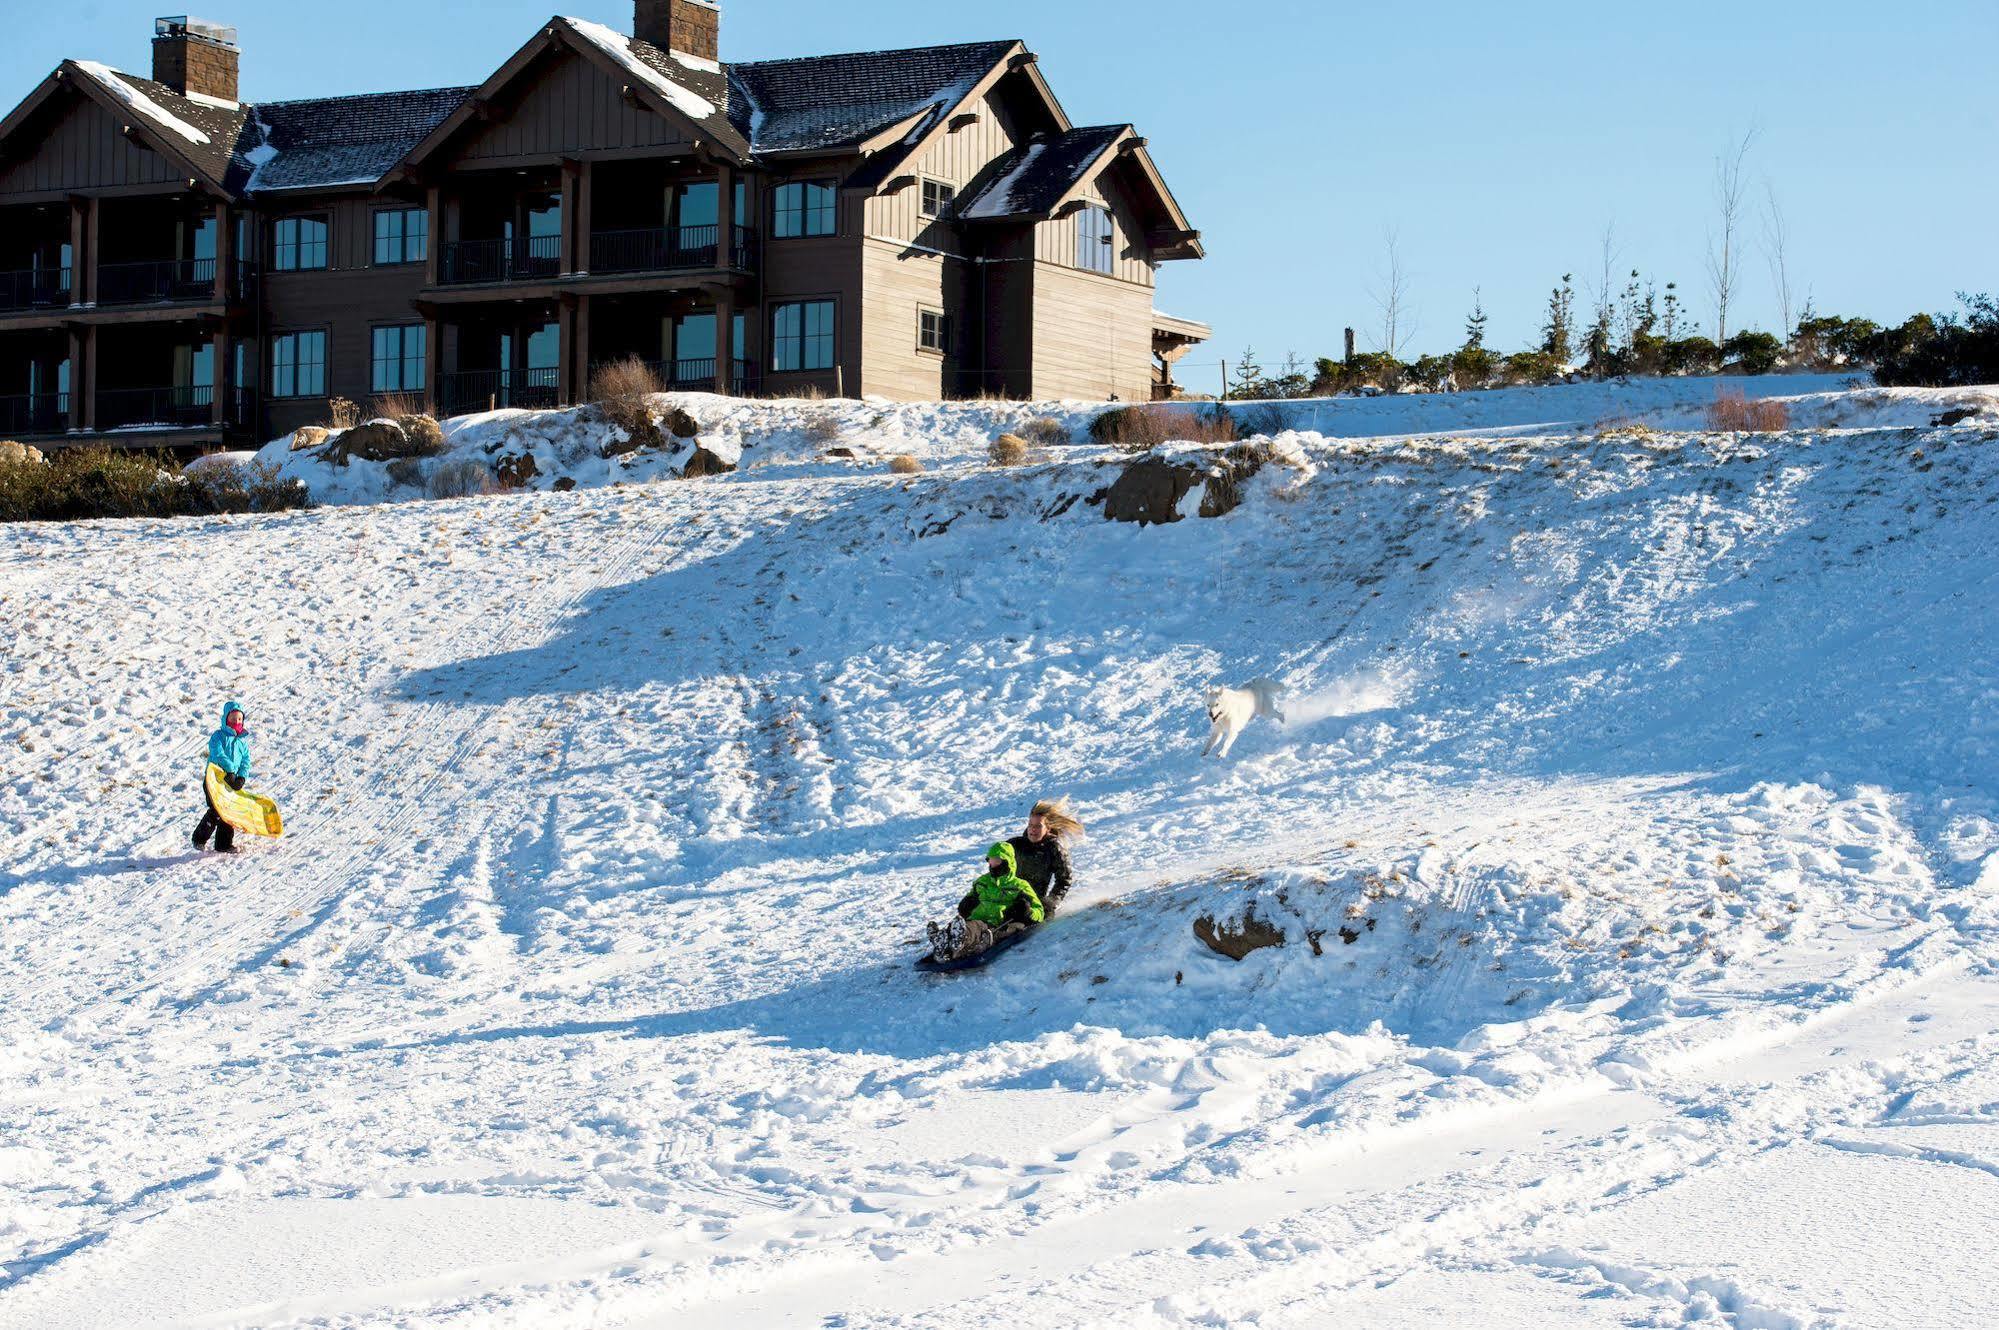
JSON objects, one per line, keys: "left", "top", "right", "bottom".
{"left": 192, "top": 700, "right": 252, "bottom": 854}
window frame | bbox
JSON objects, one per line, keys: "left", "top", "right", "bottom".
{"left": 370, "top": 323, "right": 428, "bottom": 394}
{"left": 271, "top": 214, "right": 331, "bottom": 273}
{"left": 371, "top": 207, "right": 429, "bottom": 267}
{"left": 770, "top": 298, "right": 837, "bottom": 373}
{"left": 916, "top": 306, "right": 951, "bottom": 357}
{"left": 771, "top": 180, "right": 838, "bottom": 239}
{"left": 1074, "top": 204, "right": 1115, "bottom": 276}
{"left": 919, "top": 178, "right": 957, "bottom": 220}
{"left": 270, "top": 329, "right": 329, "bottom": 399}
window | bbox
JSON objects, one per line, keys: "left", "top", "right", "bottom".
{"left": 272, "top": 215, "right": 329, "bottom": 272}
{"left": 772, "top": 300, "right": 835, "bottom": 372}
{"left": 773, "top": 181, "right": 836, "bottom": 238}
{"left": 920, "top": 179, "right": 957, "bottom": 219}
{"left": 373, "top": 208, "right": 428, "bottom": 266}
{"left": 271, "top": 331, "right": 327, "bottom": 398}
{"left": 371, "top": 324, "right": 427, "bottom": 393}
{"left": 1075, "top": 205, "right": 1114, "bottom": 275}
{"left": 918, "top": 307, "right": 951, "bottom": 355}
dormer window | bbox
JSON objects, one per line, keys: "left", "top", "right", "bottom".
{"left": 920, "top": 179, "right": 957, "bottom": 219}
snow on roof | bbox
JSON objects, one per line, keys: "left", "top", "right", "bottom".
{"left": 75, "top": 60, "right": 211, "bottom": 145}
{"left": 563, "top": 17, "right": 716, "bottom": 121}
{"left": 958, "top": 140, "right": 1048, "bottom": 220}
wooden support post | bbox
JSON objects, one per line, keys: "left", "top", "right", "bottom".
{"left": 559, "top": 159, "right": 581, "bottom": 276}
{"left": 67, "top": 196, "right": 87, "bottom": 306}
{"left": 713, "top": 289, "right": 734, "bottom": 395}
{"left": 212, "top": 200, "right": 232, "bottom": 302}
{"left": 575, "top": 160, "right": 593, "bottom": 275}
{"left": 558, "top": 294, "right": 579, "bottom": 405}
{"left": 425, "top": 185, "right": 443, "bottom": 286}
{"left": 714, "top": 161, "right": 734, "bottom": 268}
{"left": 574, "top": 295, "right": 592, "bottom": 399}
{"left": 66, "top": 326, "right": 85, "bottom": 428}
{"left": 424, "top": 316, "right": 443, "bottom": 412}
{"left": 212, "top": 323, "right": 232, "bottom": 426}
{"left": 82, "top": 198, "right": 100, "bottom": 306}
{"left": 79, "top": 329, "right": 97, "bottom": 430}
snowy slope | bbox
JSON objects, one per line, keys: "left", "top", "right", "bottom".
{"left": 2, "top": 383, "right": 1997, "bottom": 1328}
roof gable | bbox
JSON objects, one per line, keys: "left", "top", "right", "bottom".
{"left": 0, "top": 62, "right": 244, "bottom": 195}
{"left": 729, "top": 39, "right": 1020, "bottom": 157}
{"left": 958, "top": 124, "right": 1202, "bottom": 260}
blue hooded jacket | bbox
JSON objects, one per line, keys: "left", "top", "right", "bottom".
{"left": 207, "top": 701, "right": 251, "bottom": 782}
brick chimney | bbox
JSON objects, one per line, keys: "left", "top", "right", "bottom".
{"left": 152, "top": 16, "right": 240, "bottom": 105}
{"left": 635, "top": 0, "right": 720, "bottom": 62}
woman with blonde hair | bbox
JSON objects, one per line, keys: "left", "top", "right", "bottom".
{"left": 1007, "top": 797, "right": 1085, "bottom": 916}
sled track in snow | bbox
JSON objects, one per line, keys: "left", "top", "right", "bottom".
{"left": 5, "top": 511, "right": 689, "bottom": 1028}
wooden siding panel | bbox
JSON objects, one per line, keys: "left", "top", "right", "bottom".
{"left": 454, "top": 50, "right": 693, "bottom": 163}
{"left": 0, "top": 94, "right": 185, "bottom": 195}
{"left": 857, "top": 237, "right": 971, "bottom": 400}
{"left": 1032, "top": 165, "right": 1157, "bottom": 286}
{"left": 1028, "top": 261, "right": 1153, "bottom": 402}
{"left": 864, "top": 88, "right": 1020, "bottom": 251}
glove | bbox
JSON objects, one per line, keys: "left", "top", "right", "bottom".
{"left": 225, "top": 773, "right": 247, "bottom": 792}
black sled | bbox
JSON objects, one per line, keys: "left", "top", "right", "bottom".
{"left": 915, "top": 924, "right": 1039, "bottom": 974}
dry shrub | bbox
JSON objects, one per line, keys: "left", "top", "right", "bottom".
{"left": 427, "top": 458, "right": 494, "bottom": 500}
{"left": 1706, "top": 388, "right": 1790, "bottom": 433}
{"left": 367, "top": 392, "right": 429, "bottom": 421}
{"left": 0, "top": 441, "right": 25, "bottom": 465}
{"left": 396, "top": 414, "right": 446, "bottom": 456}
{"left": 1088, "top": 405, "right": 1237, "bottom": 453}
{"left": 802, "top": 412, "right": 845, "bottom": 447}
{"left": 0, "top": 448, "right": 308, "bottom": 523}
{"left": 888, "top": 454, "right": 923, "bottom": 475}
{"left": 326, "top": 397, "right": 359, "bottom": 430}
{"left": 988, "top": 433, "right": 1031, "bottom": 467}
{"left": 1019, "top": 416, "right": 1071, "bottom": 447}
{"left": 386, "top": 456, "right": 426, "bottom": 489}
{"left": 590, "top": 357, "right": 666, "bottom": 449}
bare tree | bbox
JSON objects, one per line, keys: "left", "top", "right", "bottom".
{"left": 1706, "top": 129, "right": 1757, "bottom": 348}
{"left": 1763, "top": 181, "right": 1795, "bottom": 344}
{"left": 1369, "top": 229, "right": 1417, "bottom": 357}
{"left": 1585, "top": 223, "right": 1620, "bottom": 332}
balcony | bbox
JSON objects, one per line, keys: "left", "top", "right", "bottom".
{"left": 0, "top": 392, "right": 69, "bottom": 436}
{"left": 96, "top": 385, "right": 248, "bottom": 432}
{"left": 590, "top": 225, "right": 757, "bottom": 276}
{"left": 437, "top": 367, "right": 561, "bottom": 417}
{"left": 439, "top": 236, "right": 563, "bottom": 286}
{"left": 0, "top": 267, "right": 72, "bottom": 313}
{"left": 96, "top": 259, "right": 252, "bottom": 307}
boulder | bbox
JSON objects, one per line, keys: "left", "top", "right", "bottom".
{"left": 494, "top": 452, "right": 540, "bottom": 489}
{"left": 1193, "top": 908, "right": 1286, "bottom": 961}
{"left": 332, "top": 419, "right": 410, "bottom": 463}
{"left": 663, "top": 405, "right": 701, "bottom": 439}
{"left": 290, "top": 426, "right": 330, "bottom": 453}
{"left": 682, "top": 445, "right": 736, "bottom": 478}
{"left": 1934, "top": 407, "right": 1979, "bottom": 428}
{"left": 552, "top": 476, "right": 577, "bottom": 493}
{"left": 1103, "top": 457, "right": 1203, "bottom": 525}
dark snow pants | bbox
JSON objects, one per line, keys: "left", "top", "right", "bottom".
{"left": 193, "top": 782, "right": 236, "bottom": 852}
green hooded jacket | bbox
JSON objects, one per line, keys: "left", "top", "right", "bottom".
{"left": 959, "top": 841, "right": 1046, "bottom": 927}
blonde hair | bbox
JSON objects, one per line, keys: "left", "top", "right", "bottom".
{"left": 1031, "top": 797, "right": 1086, "bottom": 841}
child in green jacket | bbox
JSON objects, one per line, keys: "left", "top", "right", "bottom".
{"left": 928, "top": 842, "right": 1045, "bottom": 962}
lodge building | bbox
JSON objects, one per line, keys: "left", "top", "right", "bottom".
{"left": 0, "top": 5, "right": 1209, "bottom": 453}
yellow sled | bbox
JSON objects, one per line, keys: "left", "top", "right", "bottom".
{"left": 205, "top": 763, "right": 284, "bottom": 838}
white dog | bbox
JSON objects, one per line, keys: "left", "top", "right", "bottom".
{"left": 1203, "top": 679, "right": 1287, "bottom": 758}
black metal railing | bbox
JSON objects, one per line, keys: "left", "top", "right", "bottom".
{"left": 437, "top": 367, "right": 561, "bottom": 416}
{"left": 94, "top": 384, "right": 238, "bottom": 431}
{"left": 0, "top": 266, "right": 72, "bottom": 311}
{"left": 96, "top": 258, "right": 231, "bottom": 305}
{"left": 588, "top": 224, "right": 758, "bottom": 275}
{"left": 439, "top": 235, "right": 564, "bottom": 285}
{"left": 588, "top": 357, "right": 754, "bottom": 393}
{"left": 0, "top": 392, "right": 69, "bottom": 435}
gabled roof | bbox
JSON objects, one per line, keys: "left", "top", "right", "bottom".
{"left": 958, "top": 125, "right": 1129, "bottom": 221}
{"left": 241, "top": 88, "right": 470, "bottom": 192}
{"left": 957, "top": 124, "right": 1204, "bottom": 261}
{"left": 392, "top": 16, "right": 751, "bottom": 179}
{"left": 728, "top": 39, "right": 1017, "bottom": 155}
{"left": 0, "top": 62, "right": 248, "bottom": 195}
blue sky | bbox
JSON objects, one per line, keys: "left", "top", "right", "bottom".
{"left": 11, "top": 0, "right": 1994, "bottom": 382}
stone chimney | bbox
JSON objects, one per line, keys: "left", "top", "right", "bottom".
{"left": 635, "top": 0, "right": 720, "bottom": 62}
{"left": 152, "top": 16, "right": 240, "bottom": 104}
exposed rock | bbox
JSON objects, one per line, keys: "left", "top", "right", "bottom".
{"left": 552, "top": 477, "right": 577, "bottom": 493}
{"left": 290, "top": 426, "right": 330, "bottom": 453}
{"left": 1198, "top": 445, "right": 1269, "bottom": 518}
{"left": 330, "top": 419, "right": 410, "bottom": 464}
{"left": 601, "top": 432, "right": 644, "bottom": 459}
{"left": 682, "top": 445, "right": 736, "bottom": 479}
{"left": 1935, "top": 407, "right": 1979, "bottom": 428}
{"left": 494, "top": 452, "right": 540, "bottom": 489}
{"left": 823, "top": 447, "right": 857, "bottom": 459}
{"left": 1193, "top": 907, "right": 1286, "bottom": 961}
{"left": 663, "top": 405, "right": 701, "bottom": 439}
{"left": 1103, "top": 457, "right": 1203, "bottom": 525}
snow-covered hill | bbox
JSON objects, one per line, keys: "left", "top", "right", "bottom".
{"left": 2, "top": 382, "right": 1997, "bottom": 1328}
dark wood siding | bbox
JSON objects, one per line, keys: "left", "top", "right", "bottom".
{"left": 0, "top": 92, "right": 187, "bottom": 196}
{"left": 452, "top": 49, "right": 696, "bottom": 163}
